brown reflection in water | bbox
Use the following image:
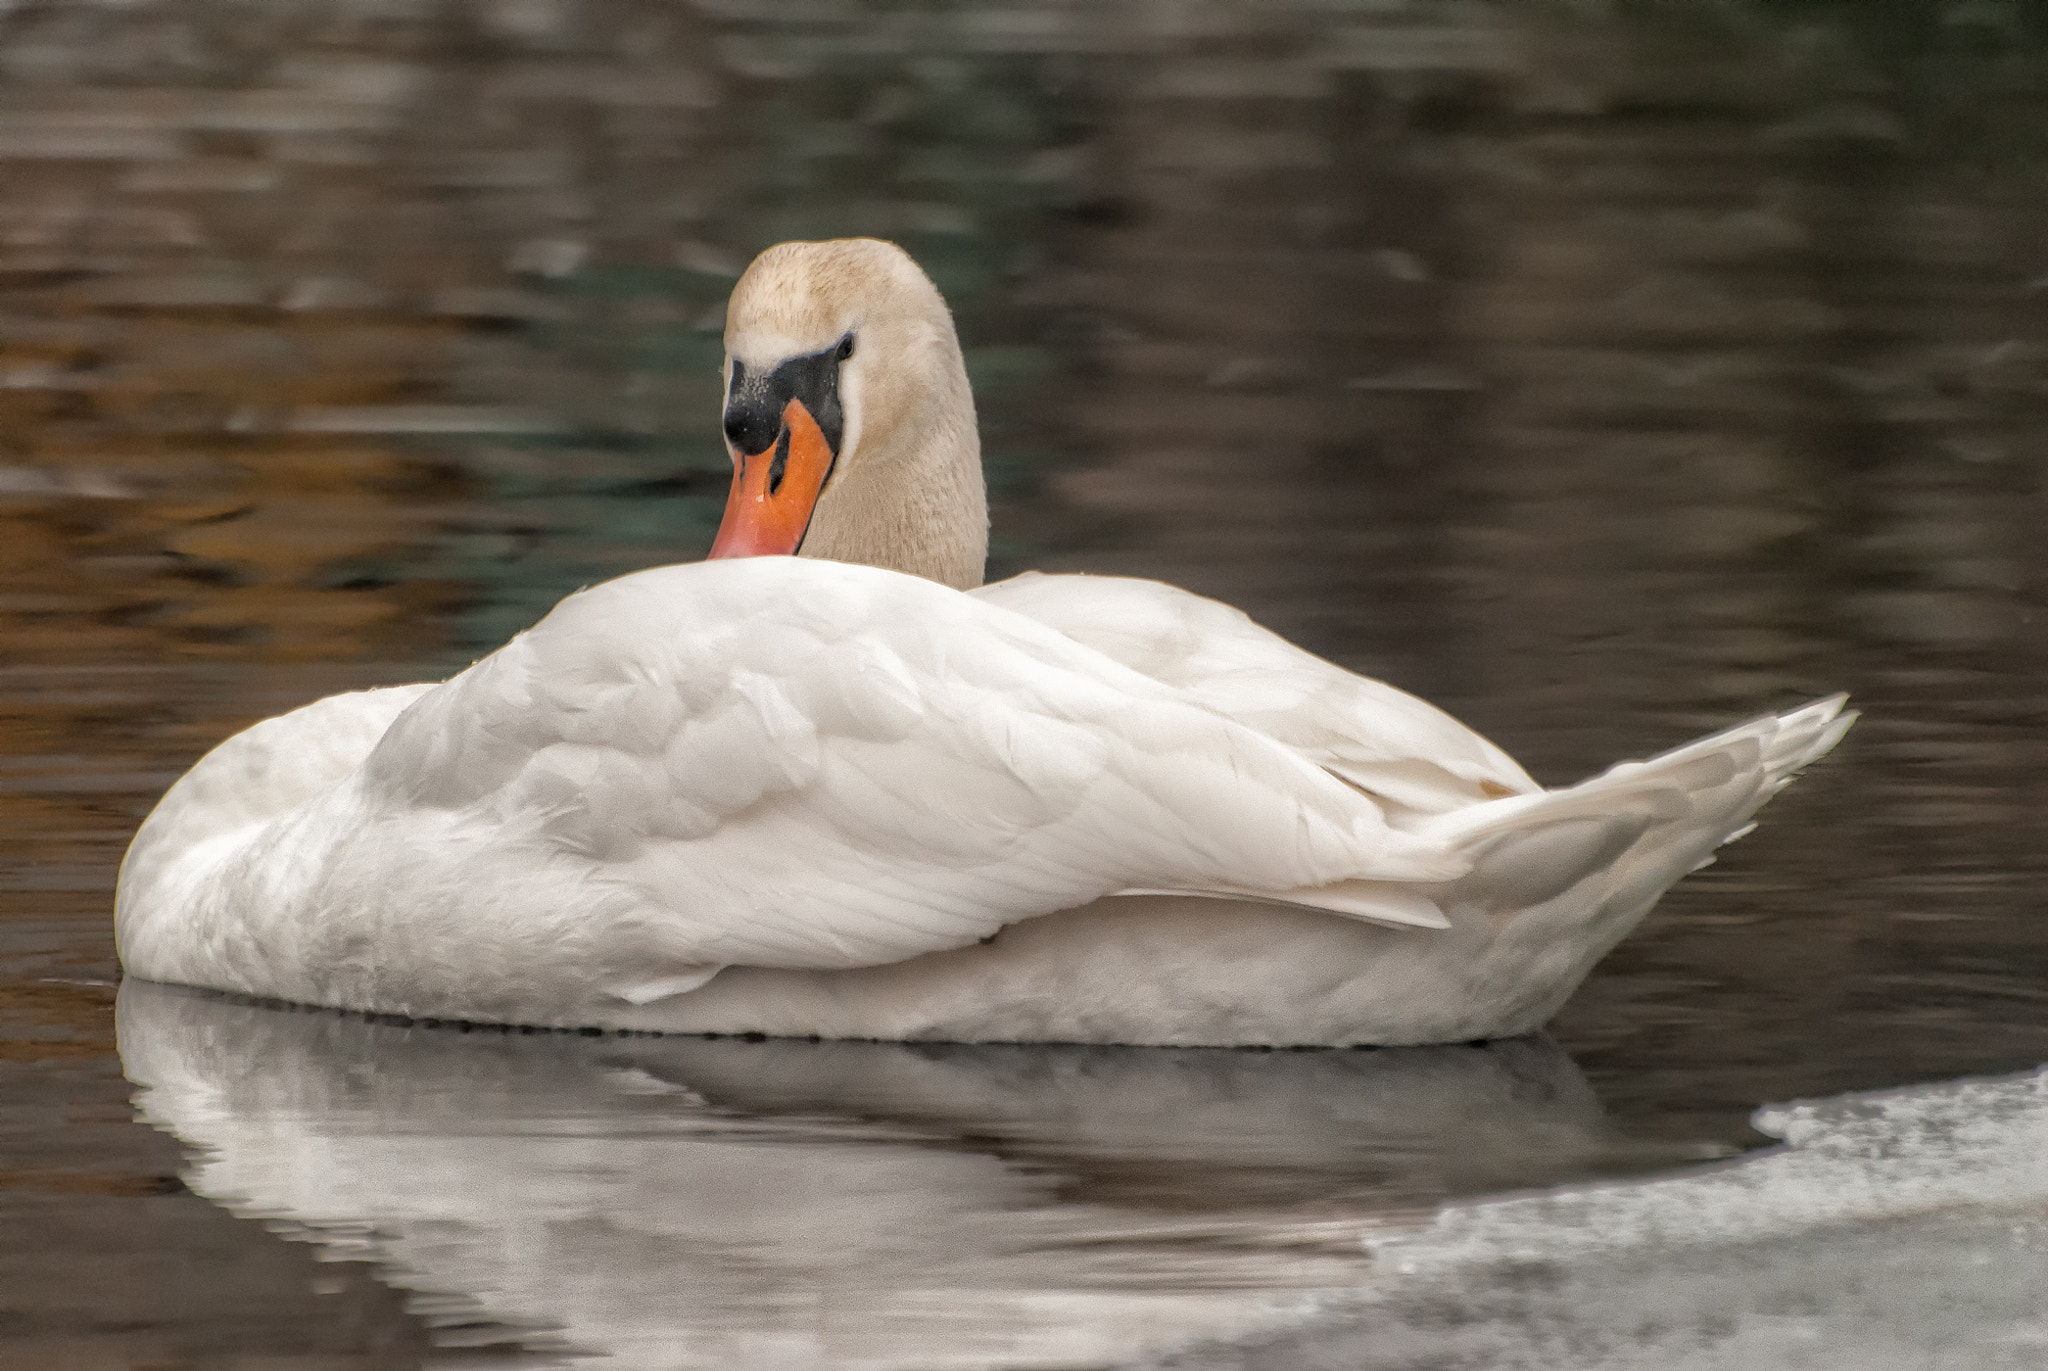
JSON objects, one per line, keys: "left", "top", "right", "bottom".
{"left": 0, "top": 320, "right": 460, "bottom": 665}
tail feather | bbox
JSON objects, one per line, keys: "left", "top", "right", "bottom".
{"left": 1422, "top": 694, "right": 1855, "bottom": 915}
{"left": 1128, "top": 696, "right": 1852, "bottom": 937}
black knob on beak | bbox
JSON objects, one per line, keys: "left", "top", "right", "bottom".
{"left": 721, "top": 336, "right": 850, "bottom": 459}
{"left": 722, "top": 361, "right": 783, "bottom": 457}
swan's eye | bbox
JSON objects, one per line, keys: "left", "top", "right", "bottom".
{"left": 836, "top": 334, "right": 855, "bottom": 362}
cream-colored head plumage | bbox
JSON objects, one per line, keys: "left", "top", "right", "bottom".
{"left": 723, "top": 238, "right": 988, "bottom": 590}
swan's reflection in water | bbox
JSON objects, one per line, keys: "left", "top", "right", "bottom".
{"left": 118, "top": 980, "right": 1696, "bottom": 1370}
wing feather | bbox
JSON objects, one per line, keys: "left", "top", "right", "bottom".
{"left": 126, "top": 559, "right": 1474, "bottom": 1019}
{"left": 431, "top": 566, "right": 1451, "bottom": 959}
{"left": 972, "top": 571, "right": 1537, "bottom": 820}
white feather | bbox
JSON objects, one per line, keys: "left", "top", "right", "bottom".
{"left": 116, "top": 557, "right": 1852, "bottom": 1044}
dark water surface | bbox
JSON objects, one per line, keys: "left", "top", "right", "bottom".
{"left": 3, "top": 0, "right": 2046, "bottom": 1365}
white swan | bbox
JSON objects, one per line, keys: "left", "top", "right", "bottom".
{"left": 115, "top": 237, "right": 1854, "bottom": 1045}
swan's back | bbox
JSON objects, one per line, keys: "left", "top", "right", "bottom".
{"left": 116, "top": 558, "right": 1472, "bottom": 1027}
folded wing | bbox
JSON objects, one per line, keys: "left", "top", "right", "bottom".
{"left": 973, "top": 571, "right": 1537, "bottom": 820}
{"left": 325, "top": 560, "right": 1465, "bottom": 996}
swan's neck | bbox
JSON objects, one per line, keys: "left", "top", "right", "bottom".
{"left": 796, "top": 358, "right": 988, "bottom": 590}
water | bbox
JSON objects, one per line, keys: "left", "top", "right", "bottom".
{"left": 2, "top": 0, "right": 2046, "bottom": 1364}
{"left": 117, "top": 980, "right": 1704, "bottom": 1369}
{"left": 1164, "top": 1065, "right": 2048, "bottom": 1371}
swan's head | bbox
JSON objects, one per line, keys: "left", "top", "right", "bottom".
{"left": 712, "top": 238, "right": 987, "bottom": 588}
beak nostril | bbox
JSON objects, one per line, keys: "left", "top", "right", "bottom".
{"left": 766, "top": 427, "right": 791, "bottom": 496}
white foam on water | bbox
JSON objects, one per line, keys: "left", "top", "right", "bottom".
{"left": 1156, "top": 1067, "right": 2048, "bottom": 1370}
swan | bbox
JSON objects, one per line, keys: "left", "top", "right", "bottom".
{"left": 115, "top": 237, "right": 1854, "bottom": 1046}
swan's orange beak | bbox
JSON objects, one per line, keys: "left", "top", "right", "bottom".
{"left": 708, "top": 398, "right": 837, "bottom": 559}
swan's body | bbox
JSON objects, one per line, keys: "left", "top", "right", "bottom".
{"left": 115, "top": 238, "right": 1853, "bottom": 1045}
